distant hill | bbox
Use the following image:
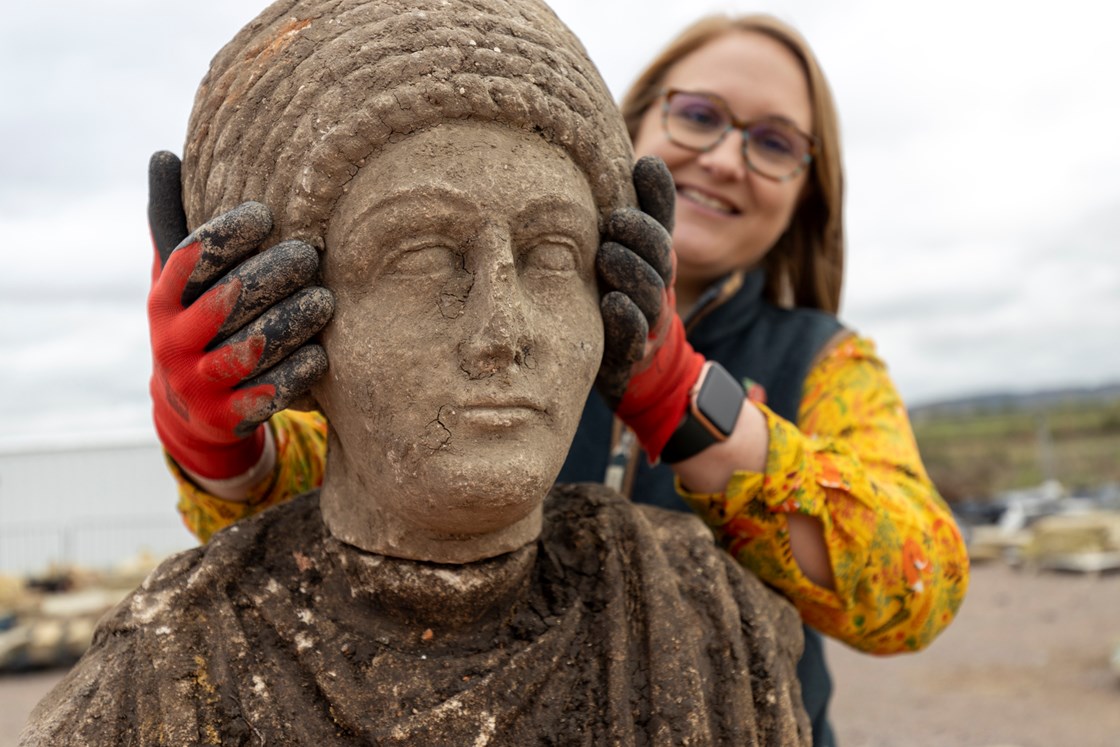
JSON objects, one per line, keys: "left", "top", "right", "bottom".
{"left": 908, "top": 382, "right": 1120, "bottom": 501}
{"left": 910, "top": 382, "right": 1120, "bottom": 419}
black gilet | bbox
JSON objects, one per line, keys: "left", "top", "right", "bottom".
{"left": 557, "top": 268, "right": 844, "bottom": 747}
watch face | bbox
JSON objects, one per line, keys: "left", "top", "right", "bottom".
{"left": 696, "top": 363, "right": 745, "bottom": 437}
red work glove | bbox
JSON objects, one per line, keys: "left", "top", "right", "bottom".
{"left": 147, "top": 151, "right": 334, "bottom": 479}
{"left": 595, "top": 157, "right": 704, "bottom": 461}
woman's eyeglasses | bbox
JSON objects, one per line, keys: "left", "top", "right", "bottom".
{"left": 660, "top": 88, "right": 817, "bottom": 182}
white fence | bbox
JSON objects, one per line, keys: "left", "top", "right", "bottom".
{"left": 0, "top": 516, "right": 189, "bottom": 577}
{"left": 0, "top": 438, "right": 194, "bottom": 576}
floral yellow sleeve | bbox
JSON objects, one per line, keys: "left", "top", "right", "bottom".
{"left": 678, "top": 336, "right": 969, "bottom": 654}
{"left": 170, "top": 410, "right": 328, "bottom": 543}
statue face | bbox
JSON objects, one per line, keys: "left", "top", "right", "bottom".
{"left": 316, "top": 121, "right": 604, "bottom": 562}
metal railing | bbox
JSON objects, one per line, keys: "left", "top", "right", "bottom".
{"left": 0, "top": 516, "right": 191, "bottom": 577}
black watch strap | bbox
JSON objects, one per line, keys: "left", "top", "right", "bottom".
{"left": 660, "top": 361, "right": 745, "bottom": 464}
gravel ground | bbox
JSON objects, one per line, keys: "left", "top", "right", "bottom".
{"left": 827, "top": 561, "right": 1120, "bottom": 747}
{"left": 4, "top": 562, "right": 1118, "bottom": 746}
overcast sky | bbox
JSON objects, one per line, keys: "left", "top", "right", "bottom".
{"left": 2, "top": 0, "right": 1118, "bottom": 450}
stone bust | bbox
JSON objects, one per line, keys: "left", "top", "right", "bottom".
{"left": 23, "top": 1, "right": 810, "bottom": 744}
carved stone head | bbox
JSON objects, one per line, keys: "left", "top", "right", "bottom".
{"left": 181, "top": 0, "right": 635, "bottom": 562}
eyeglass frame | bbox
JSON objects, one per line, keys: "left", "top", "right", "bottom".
{"left": 659, "top": 87, "right": 819, "bottom": 182}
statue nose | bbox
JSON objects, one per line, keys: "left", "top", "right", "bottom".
{"left": 457, "top": 254, "right": 530, "bottom": 379}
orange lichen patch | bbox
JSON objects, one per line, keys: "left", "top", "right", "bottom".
{"left": 195, "top": 17, "right": 314, "bottom": 142}
{"left": 193, "top": 655, "right": 225, "bottom": 744}
{"left": 193, "top": 654, "right": 220, "bottom": 704}
{"left": 244, "top": 17, "right": 313, "bottom": 64}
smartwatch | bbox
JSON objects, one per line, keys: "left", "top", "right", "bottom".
{"left": 660, "top": 361, "right": 745, "bottom": 464}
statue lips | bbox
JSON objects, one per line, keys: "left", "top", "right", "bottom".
{"left": 453, "top": 396, "right": 549, "bottom": 430}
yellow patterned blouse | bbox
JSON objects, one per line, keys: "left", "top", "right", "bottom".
{"left": 678, "top": 335, "right": 968, "bottom": 654}
{"left": 170, "top": 410, "right": 328, "bottom": 544}
{"left": 171, "top": 335, "right": 968, "bottom": 655}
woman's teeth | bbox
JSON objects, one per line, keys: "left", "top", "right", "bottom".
{"left": 679, "top": 187, "right": 737, "bottom": 214}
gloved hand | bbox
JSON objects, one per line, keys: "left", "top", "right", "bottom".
{"left": 595, "top": 156, "right": 705, "bottom": 461}
{"left": 147, "top": 151, "right": 334, "bottom": 480}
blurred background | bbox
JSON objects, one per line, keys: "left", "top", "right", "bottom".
{"left": 3, "top": 0, "right": 1119, "bottom": 562}
{"left": 1, "top": 1, "right": 1118, "bottom": 744}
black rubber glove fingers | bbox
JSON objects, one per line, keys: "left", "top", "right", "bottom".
{"left": 594, "top": 156, "right": 677, "bottom": 407}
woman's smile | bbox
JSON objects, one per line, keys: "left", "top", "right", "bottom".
{"left": 677, "top": 184, "right": 742, "bottom": 216}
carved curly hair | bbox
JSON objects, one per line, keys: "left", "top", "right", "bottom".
{"left": 181, "top": 0, "right": 635, "bottom": 248}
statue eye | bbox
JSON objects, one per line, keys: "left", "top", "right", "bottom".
{"left": 521, "top": 239, "right": 579, "bottom": 275}
{"left": 387, "top": 245, "right": 461, "bottom": 277}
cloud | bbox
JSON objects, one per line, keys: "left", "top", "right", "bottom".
{"left": 0, "top": 1, "right": 266, "bottom": 208}
{"left": 2, "top": 0, "right": 1118, "bottom": 443}
{"left": 0, "top": 188, "right": 152, "bottom": 291}
{"left": 2, "top": 298, "right": 151, "bottom": 436}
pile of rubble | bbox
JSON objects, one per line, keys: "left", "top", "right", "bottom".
{"left": 958, "top": 481, "right": 1120, "bottom": 683}
{"left": 0, "top": 553, "right": 161, "bottom": 672}
{"left": 962, "top": 480, "right": 1120, "bottom": 573}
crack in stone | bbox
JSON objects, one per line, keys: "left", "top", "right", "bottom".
{"left": 424, "top": 406, "right": 453, "bottom": 451}
{"left": 439, "top": 265, "right": 474, "bottom": 319}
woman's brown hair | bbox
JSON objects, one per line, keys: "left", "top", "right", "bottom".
{"left": 620, "top": 14, "right": 845, "bottom": 314}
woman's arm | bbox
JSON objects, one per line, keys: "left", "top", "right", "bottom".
{"left": 170, "top": 410, "right": 328, "bottom": 542}
{"left": 672, "top": 391, "right": 839, "bottom": 590}
{"left": 675, "top": 336, "right": 969, "bottom": 654}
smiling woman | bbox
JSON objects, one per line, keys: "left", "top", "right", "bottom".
{"left": 628, "top": 30, "right": 823, "bottom": 310}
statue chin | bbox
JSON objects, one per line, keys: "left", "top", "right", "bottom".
{"left": 318, "top": 426, "right": 560, "bottom": 562}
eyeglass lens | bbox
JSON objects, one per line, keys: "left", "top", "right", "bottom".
{"left": 663, "top": 91, "right": 811, "bottom": 179}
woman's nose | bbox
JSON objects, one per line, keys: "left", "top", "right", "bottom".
{"left": 696, "top": 130, "right": 748, "bottom": 182}
{"left": 457, "top": 244, "right": 531, "bottom": 379}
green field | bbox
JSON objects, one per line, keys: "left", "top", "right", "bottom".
{"left": 911, "top": 395, "right": 1120, "bottom": 502}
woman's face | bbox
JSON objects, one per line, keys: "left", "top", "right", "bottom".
{"left": 316, "top": 121, "right": 603, "bottom": 562}
{"left": 631, "top": 31, "right": 814, "bottom": 303}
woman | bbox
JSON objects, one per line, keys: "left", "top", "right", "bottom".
{"left": 148, "top": 13, "right": 969, "bottom": 746}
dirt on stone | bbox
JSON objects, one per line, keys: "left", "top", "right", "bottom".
{"left": 20, "top": 487, "right": 810, "bottom": 745}
{"left": 9, "top": 560, "right": 1117, "bottom": 745}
